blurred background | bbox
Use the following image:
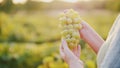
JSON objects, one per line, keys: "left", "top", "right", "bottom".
{"left": 0, "top": 0, "right": 120, "bottom": 68}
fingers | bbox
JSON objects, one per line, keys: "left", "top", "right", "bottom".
{"left": 59, "top": 44, "right": 65, "bottom": 59}
{"left": 61, "top": 39, "right": 72, "bottom": 54}
{"left": 61, "top": 39, "right": 82, "bottom": 60}
{"left": 79, "top": 21, "right": 94, "bottom": 36}
{"left": 61, "top": 39, "right": 69, "bottom": 50}
{"left": 77, "top": 45, "right": 81, "bottom": 58}
{"left": 80, "top": 21, "right": 90, "bottom": 29}
{"left": 71, "top": 45, "right": 81, "bottom": 58}
{"left": 72, "top": 46, "right": 78, "bottom": 57}
{"left": 79, "top": 21, "right": 104, "bottom": 53}
{"left": 78, "top": 45, "right": 81, "bottom": 54}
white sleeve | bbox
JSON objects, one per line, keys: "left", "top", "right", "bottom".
{"left": 100, "top": 14, "right": 120, "bottom": 68}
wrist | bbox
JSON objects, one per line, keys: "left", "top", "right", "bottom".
{"left": 68, "top": 58, "right": 84, "bottom": 68}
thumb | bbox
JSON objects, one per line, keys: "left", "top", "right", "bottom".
{"left": 61, "top": 39, "right": 76, "bottom": 59}
{"left": 61, "top": 39, "right": 70, "bottom": 51}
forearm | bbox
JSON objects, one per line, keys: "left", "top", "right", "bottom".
{"left": 79, "top": 21, "right": 104, "bottom": 54}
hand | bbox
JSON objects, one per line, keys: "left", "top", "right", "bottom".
{"left": 60, "top": 39, "right": 84, "bottom": 68}
{"left": 79, "top": 21, "right": 104, "bottom": 53}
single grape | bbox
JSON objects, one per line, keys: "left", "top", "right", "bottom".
{"left": 59, "top": 17, "right": 67, "bottom": 24}
{"left": 71, "top": 37, "right": 76, "bottom": 43}
{"left": 66, "top": 18, "right": 72, "bottom": 24}
{"left": 73, "top": 32, "right": 80, "bottom": 39}
{"left": 66, "top": 38, "right": 72, "bottom": 43}
{"left": 74, "top": 18, "right": 81, "bottom": 24}
{"left": 74, "top": 24, "right": 82, "bottom": 30}
{"left": 68, "top": 24, "right": 73, "bottom": 29}
{"left": 61, "top": 30, "right": 68, "bottom": 36}
{"left": 66, "top": 34, "right": 71, "bottom": 39}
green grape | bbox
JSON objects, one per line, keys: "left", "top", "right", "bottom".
{"left": 73, "top": 32, "right": 80, "bottom": 39}
{"left": 66, "top": 38, "right": 72, "bottom": 43}
{"left": 59, "top": 17, "right": 67, "bottom": 25}
{"left": 66, "top": 34, "right": 71, "bottom": 39}
{"left": 68, "top": 24, "right": 73, "bottom": 29}
{"left": 73, "top": 24, "right": 82, "bottom": 30}
{"left": 71, "top": 37, "right": 76, "bottom": 43}
{"left": 66, "top": 18, "right": 72, "bottom": 24}
{"left": 68, "top": 29, "right": 74, "bottom": 34}
{"left": 68, "top": 42, "right": 77, "bottom": 49}
{"left": 61, "top": 30, "right": 68, "bottom": 36}
{"left": 59, "top": 9, "right": 82, "bottom": 49}
{"left": 63, "top": 24, "right": 73, "bottom": 30}
{"left": 74, "top": 18, "right": 81, "bottom": 24}
{"left": 69, "top": 42, "right": 74, "bottom": 46}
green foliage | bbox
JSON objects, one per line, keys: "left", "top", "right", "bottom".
{"left": 105, "top": 0, "right": 120, "bottom": 12}
{"left": 0, "top": 42, "right": 97, "bottom": 68}
{"left": 0, "top": 12, "right": 60, "bottom": 43}
{"left": 0, "top": 0, "right": 14, "bottom": 13}
{"left": 0, "top": 0, "right": 46, "bottom": 13}
{"left": 0, "top": 43, "right": 60, "bottom": 68}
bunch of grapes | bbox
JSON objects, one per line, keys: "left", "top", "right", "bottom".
{"left": 59, "top": 9, "right": 82, "bottom": 49}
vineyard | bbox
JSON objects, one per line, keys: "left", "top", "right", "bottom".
{"left": 0, "top": 0, "right": 120, "bottom": 67}
{"left": 0, "top": 10, "right": 118, "bottom": 68}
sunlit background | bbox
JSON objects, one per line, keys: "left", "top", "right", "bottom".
{"left": 0, "top": 0, "right": 107, "bottom": 4}
{"left": 0, "top": 0, "right": 120, "bottom": 68}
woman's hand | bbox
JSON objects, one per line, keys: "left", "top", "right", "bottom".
{"left": 79, "top": 21, "right": 104, "bottom": 53}
{"left": 60, "top": 39, "right": 84, "bottom": 68}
